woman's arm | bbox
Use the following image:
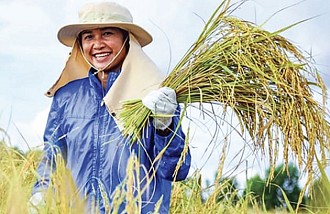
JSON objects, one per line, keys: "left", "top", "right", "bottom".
{"left": 152, "top": 109, "right": 191, "bottom": 181}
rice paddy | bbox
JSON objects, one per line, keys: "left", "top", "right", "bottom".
{"left": 1, "top": 0, "right": 330, "bottom": 213}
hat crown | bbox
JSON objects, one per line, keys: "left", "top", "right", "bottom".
{"left": 57, "top": 1, "right": 152, "bottom": 47}
{"left": 78, "top": 2, "right": 133, "bottom": 24}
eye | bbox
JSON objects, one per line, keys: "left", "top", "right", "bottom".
{"left": 82, "top": 33, "right": 93, "bottom": 41}
{"left": 80, "top": 30, "right": 93, "bottom": 41}
{"left": 103, "top": 30, "right": 114, "bottom": 37}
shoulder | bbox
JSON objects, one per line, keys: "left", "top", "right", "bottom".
{"left": 53, "top": 78, "right": 89, "bottom": 102}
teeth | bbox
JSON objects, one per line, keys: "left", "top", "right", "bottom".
{"left": 94, "top": 53, "right": 110, "bottom": 58}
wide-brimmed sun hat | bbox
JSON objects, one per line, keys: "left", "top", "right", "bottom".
{"left": 57, "top": 1, "right": 152, "bottom": 47}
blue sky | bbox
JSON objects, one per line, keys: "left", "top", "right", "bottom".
{"left": 1, "top": 0, "right": 329, "bottom": 185}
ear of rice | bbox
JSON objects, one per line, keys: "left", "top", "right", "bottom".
{"left": 119, "top": 0, "right": 330, "bottom": 192}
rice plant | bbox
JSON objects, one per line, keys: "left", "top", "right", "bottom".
{"left": 0, "top": 141, "right": 40, "bottom": 213}
{"left": 119, "top": 0, "right": 330, "bottom": 196}
{"left": 2, "top": 138, "right": 330, "bottom": 213}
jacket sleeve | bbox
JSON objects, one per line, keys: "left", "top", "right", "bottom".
{"left": 32, "top": 97, "right": 66, "bottom": 195}
{"left": 152, "top": 107, "right": 191, "bottom": 181}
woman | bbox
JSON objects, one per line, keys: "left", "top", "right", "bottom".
{"left": 30, "top": 2, "right": 191, "bottom": 213}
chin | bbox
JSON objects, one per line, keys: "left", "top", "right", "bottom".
{"left": 94, "top": 65, "right": 108, "bottom": 70}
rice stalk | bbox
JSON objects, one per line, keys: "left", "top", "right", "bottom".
{"left": 0, "top": 142, "right": 43, "bottom": 213}
{"left": 119, "top": 0, "right": 330, "bottom": 190}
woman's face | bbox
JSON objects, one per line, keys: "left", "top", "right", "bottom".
{"left": 80, "top": 27, "right": 128, "bottom": 71}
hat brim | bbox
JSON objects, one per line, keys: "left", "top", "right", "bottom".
{"left": 57, "top": 22, "right": 152, "bottom": 47}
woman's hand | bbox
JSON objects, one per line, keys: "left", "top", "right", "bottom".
{"left": 142, "top": 87, "right": 177, "bottom": 131}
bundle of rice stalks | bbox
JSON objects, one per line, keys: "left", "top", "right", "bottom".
{"left": 120, "top": 0, "right": 329, "bottom": 190}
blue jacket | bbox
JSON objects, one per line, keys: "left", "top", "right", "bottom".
{"left": 33, "top": 68, "right": 191, "bottom": 213}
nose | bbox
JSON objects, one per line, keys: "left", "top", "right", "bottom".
{"left": 93, "top": 37, "right": 105, "bottom": 49}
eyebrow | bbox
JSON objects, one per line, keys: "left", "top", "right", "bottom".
{"left": 80, "top": 30, "right": 92, "bottom": 35}
{"left": 80, "top": 27, "right": 118, "bottom": 34}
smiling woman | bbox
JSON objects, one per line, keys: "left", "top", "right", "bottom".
{"left": 30, "top": 2, "right": 191, "bottom": 214}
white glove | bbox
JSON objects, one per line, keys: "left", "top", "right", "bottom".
{"left": 142, "top": 87, "right": 177, "bottom": 130}
{"left": 28, "top": 192, "right": 45, "bottom": 214}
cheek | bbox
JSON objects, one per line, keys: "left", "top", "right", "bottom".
{"left": 81, "top": 44, "right": 91, "bottom": 57}
{"left": 107, "top": 38, "right": 125, "bottom": 50}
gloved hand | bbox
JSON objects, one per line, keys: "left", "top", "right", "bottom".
{"left": 28, "top": 192, "right": 45, "bottom": 214}
{"left": 142, "top": 87, "right": 177, "bottom": 130}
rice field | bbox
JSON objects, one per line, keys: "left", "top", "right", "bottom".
{"left": 1, "top": 0, "right": 330, "bottom": 213}
{"left": 0, "top": 139, "right": 329, "bottom": 214}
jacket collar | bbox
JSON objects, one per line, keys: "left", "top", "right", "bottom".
{"left": 88, "top": 68, "right": 121, "bottom": 96}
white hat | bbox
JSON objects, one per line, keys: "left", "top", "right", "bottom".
{"left": 57, "top": 2, "right": 152, "bottom": 47}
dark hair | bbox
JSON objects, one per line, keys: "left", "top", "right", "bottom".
{"left": 119, "top": 28, "right": 130, "bottom": 52}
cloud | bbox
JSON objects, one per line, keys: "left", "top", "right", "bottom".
{"left": 9, "top": 107, "right": 49, "bottom": 151}
{"left": 182, "top": 104, "right": 272, "bottom": 186}
{"left": 0, "top": 1, "right": 55, "bottom": 53}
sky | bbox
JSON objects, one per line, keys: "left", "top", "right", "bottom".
{"left": 1, "top": 0, "right": 330, "bottom": 187}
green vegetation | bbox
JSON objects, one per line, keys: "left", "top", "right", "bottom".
{"left": 244, "top": 164, "right": 305, "bottom": 211}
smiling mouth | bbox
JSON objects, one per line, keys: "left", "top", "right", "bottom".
{"left": 93, "top": 52, "right": 111, "bottom": 59}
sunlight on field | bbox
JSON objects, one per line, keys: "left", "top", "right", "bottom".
{"left": 1, "top": 140, "right": 329, "bottom": 214}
